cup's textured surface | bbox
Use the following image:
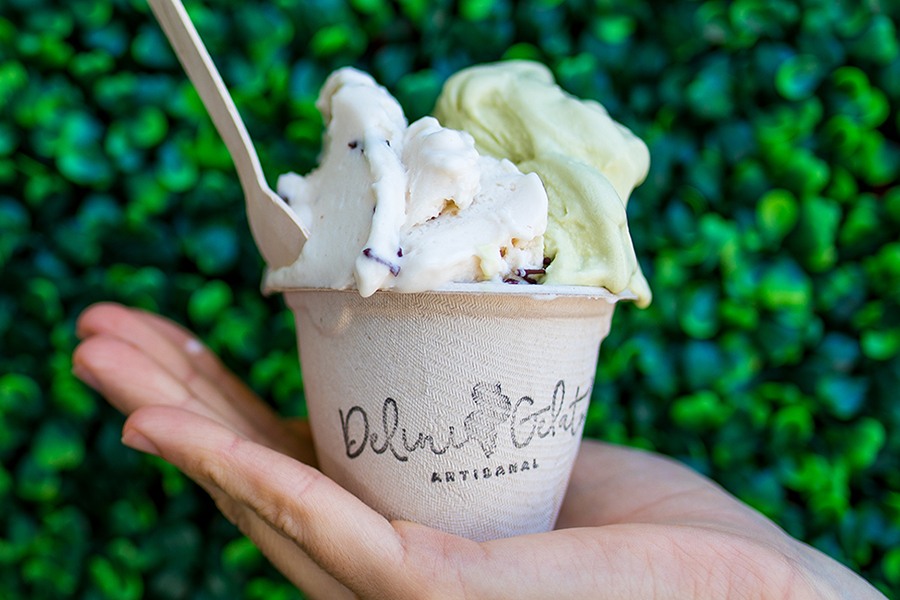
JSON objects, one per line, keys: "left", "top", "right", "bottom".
{"left": 284, "top": 286, "right": 621, "bottom": 541}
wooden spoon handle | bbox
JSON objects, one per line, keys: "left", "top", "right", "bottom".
{"left": 147, "top": 0, "right": 264, "bottom": 196}
{"left": 146, "top": 0, "right": 307, "bottom": 269}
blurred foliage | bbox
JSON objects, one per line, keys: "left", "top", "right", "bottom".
{"left": 1, "top": 0, "right": 898, "bottom": 597}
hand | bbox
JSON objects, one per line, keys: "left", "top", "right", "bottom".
{"left": 73, "top": 303, "right": 885, "bottom": 600}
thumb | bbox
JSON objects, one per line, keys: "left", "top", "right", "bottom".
{"left": 122, "top": 406, "right": 442, "bottom": 599}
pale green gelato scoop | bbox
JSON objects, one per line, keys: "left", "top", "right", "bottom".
{"left": 434, "top": 60, "right": 652, "bottom": 307}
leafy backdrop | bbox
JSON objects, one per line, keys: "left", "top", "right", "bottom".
{"left": 1, "top": 0, "right": 898, "bottom": 597}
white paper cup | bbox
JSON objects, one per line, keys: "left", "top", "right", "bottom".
{"left": 280, "top": 283, "right": 630, "bottom": 541}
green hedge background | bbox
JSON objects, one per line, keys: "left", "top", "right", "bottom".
{"left": 2, "top": 0, "right": 899, "bottom": 597}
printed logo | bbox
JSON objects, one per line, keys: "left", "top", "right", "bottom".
{"left": 338, "top": 380, "right": 590, "bottom": 482}
{"left": 464, "top": 382, "right": 511, "bottom": 458}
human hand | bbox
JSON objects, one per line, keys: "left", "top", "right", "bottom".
{"left": 73, "top": 303, "right": 886, "bottom": 600}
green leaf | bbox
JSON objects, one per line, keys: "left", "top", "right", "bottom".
{"left": 759, "top": 258, "right": 812, "bottom": 309}
{"left": 351, "top": 0, "right": 390, "bottom": 15}
{"left": 0, "top": 199, "right": 31, "bottom": 264}
{"left": 88, "top": 555, "right": 143, "bottom": 600}
{"left": 222, "top": 536, "right": 263, "bottom": 571}
{"left": 109, "top": 497, "right": 158, "bottom": 536}
{"left": 686, "top": 57, "right": 733, "bottom": 119}
{"left": 31, "top": 421, "right": 85, "bottom": 471}
{"left": 310, "top": 23, "right": 365, "bottom": 58}
{"left": 157, "top": 142, "right": 199, "bottom": 192}
{"left": 188, "top": 279, "right": 234, "bottom": 326}
{"left": 885, "top": 547, "right": 900, "bottom": 585}
{"left": 245, "top": 577, "right": 304, "bottom": 600}
{"left": 830, "top": 66, "right": 890, "bottom": 129}
{"left": 183, "top": 224, "right": 239, "bottom": 275}
{"left": 679, "top": 284, "right": 720, "bottom": 339}
{"left": 460, "top": 0, "right": 496, "bottom": 21}
{"left": 885, "top": 186, "right": 900, "bottom": 223}
{"left": 842, "top": 418, "right": 886, "bottom": 471}
{"left": 593, "top": 15, "right": 636, "bottom": 44}
{"left": 15, "top": 455, "right": 62, "bottom": 502}
{"left": 0, "top": 373, "right": 42, "bottom": 417}
{"left": 775, "top": 54, "right": 824, "bottom": 100}
{"left": 816, "top": 375, "right": 867, "bottom": 420}
{"left": 756, "top": 188, "right": 798, "bottom": 243}
{"left": 860, "top": 329, "right": 900, "bottom": 361}
{"left": 671, "top": 390, "right": 733, "bottom": 430}
{"left": 682, "top": 341, "right": 724, "bottom": 390}
{"left": 849, "top": 15, "right": 899, "bottom": 64}
{"left": 838, "top": 194, "right": 881, "bottom": 249}
{"left": 771, "top": 404, "right": 814, "bottom": 445}
{"left": 794, "top": 196, "right": 841, "bottom": 272}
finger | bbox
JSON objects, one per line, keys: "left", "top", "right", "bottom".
{"left": 74, "top": 333, "right": 306, "bottom": 459}
{"left": 77, "top": 303, "right": 281, "bottom": 428}
{"left": 73, "top": 335, "right": 266, "bottom": 442}
{"left": 123, "top": 406, "right": 434, "bottom": 599}
{"left": 121, "top": 306, "right": 280, "bottom": 425}
{"left": 557, "top": 440, "right": 783, "bottom": 537}
{"left": 135, "top": 308, "right": 317, "bottom": 466}
{"left": 75, "top": 303, "right": 306, "bottom": 459}
{"left": 198, "top": 483, "right": 355, "bottom": 600}
{"left": 474, "top": 521, "right": 813, "bottom": 600}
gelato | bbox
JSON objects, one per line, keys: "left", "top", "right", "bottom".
{"left": 264, "top": 68, "right": 548, "bottom": 297}
{"left": 266, "top": 61, "right": 650, "bottom": 307}
{"left": 434, "top": 61, "right": 652, "bottom": 307}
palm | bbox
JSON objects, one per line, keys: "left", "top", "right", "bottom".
{"left": 74, "top": 303, "right": 881, "bottom": 600}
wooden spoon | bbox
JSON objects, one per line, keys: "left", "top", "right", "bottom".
{"left": 147, "top": 0, "right": 308, "bottom": 269}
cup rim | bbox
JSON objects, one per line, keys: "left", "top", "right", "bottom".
{"left": 270, "top": 282, "right": 637, "bottom": 302}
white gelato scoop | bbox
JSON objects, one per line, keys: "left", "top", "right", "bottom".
{"left": 264, "top": 68, "right": 548, "bottom": 297}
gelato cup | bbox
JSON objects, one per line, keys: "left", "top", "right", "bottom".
{"left": 147, "top": 16, "right": 650, "bottom": 542}
{"left": 277, "top": 282, "right": 631, "bottom": 541}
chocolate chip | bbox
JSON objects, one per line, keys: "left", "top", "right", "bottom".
{"left": 362, "top": 248, "right": 401, "bottom": 276}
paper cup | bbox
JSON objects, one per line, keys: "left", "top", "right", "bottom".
{"left": 280, "top": 283, "right": 629, "bottom": 542}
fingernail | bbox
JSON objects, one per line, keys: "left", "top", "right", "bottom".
{"left": 122, "top": 429, "right": 161, "bottom": 457}
{"left": 72, "top": 364, "right": 102, "bottom": 392}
